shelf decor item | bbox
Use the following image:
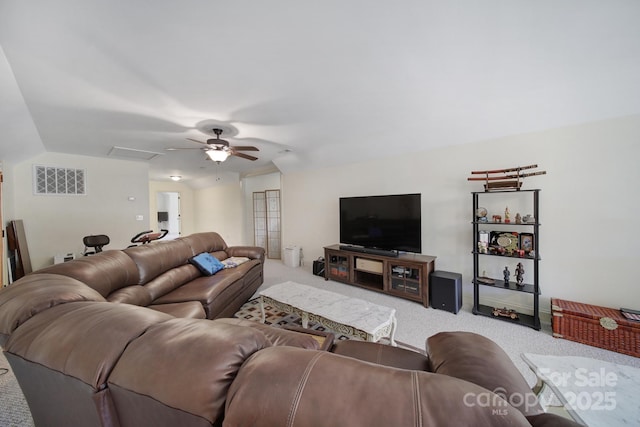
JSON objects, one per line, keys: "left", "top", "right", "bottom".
{"left": 467, "top": 164, "right": 546, "bottom": 192}
{"left": 519, "top": 233, "right": 534, "bottom": 253}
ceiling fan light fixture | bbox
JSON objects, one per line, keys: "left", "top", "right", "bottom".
{"left": 206, "top": 149, "right": 230, "bottom": 162}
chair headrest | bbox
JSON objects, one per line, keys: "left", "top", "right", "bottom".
{"left": 83, "top": 235, "right": 110, "bottom": 247}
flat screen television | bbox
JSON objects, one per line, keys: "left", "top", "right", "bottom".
{"left": 339, "top": 193, "right": 421, "bottom": 254}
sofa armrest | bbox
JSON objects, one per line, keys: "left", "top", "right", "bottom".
{"left": 427, "top": 331, "right": 544, "bottom": 418}
{"left": 226, "top": 246, "right": 265, "bottom": 262}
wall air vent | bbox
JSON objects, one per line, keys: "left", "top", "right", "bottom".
{"left": 33, "top": 165, "right": 86, "bottom": 195}
{"left": 108, "top": 146, "right": 164, "bottom": 160}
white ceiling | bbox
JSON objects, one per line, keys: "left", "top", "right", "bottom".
{"left": 1, "top": 1, "right": 639, "bottom": 185}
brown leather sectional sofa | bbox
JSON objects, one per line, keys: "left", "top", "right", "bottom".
{"left": 0, "top": 232, "right": 580, "bottom": 426}
{"left": 31, "top": 231, "right": 265, "bottom": 320}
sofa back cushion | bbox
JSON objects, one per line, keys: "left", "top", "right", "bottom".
{"left": 178, "top": 232, "right": 228, "bottom": 256}
{"left": 35, "top": 250, "right": 139, "bottom": 297}
{"left": 138, "top": 264, "right": 202, "bottom": 301}
{"left": 0, "top": 274, "right": 106, "bottom": 346}
{"left": 106, "top": 285, "right": 153, "bottom": 305}
{"left": 5, "top": 302, "right": 172, "bottom": 388}
{"left": 224, "top": 346, "right": 531, "bottom": 427}
{"left": 108, "top": 318, "right": 270, "bottom": 426}
{"left": 124, "top": 239, "right": 194, "bottom": 285}
{"left": 4, "top": 302, "right": 172, "bottom": 427}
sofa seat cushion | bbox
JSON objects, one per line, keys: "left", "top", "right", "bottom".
{"left": 224, "top": 346, "right": 531, "bottom": 427}
{"left": 427, "top": 331, "right": 544, "bottom": 417}
{"left": 152, "top": 268, "right": 243, "bottom": 313}
{"left": 332, "top": 340, "right": 430, "bottom": 371}
{"left": 107, "top": 285, "right": 152, "bottom": 306}
{"left": 108, "top": 318, "right": 271, "bottom": 426}
{"left": 153, "top": 260, "right": 261, "bottom": 318}
{"left": 148, "top": 301, "right": 207, "bottom": 319}
{"left": 214, "top": 318, "right": 321, "bottom": 349}
{"left": 0, "top": 274, "right": 106, "bottom": 346}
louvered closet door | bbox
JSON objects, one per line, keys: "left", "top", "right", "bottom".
{"left": 265, "top": 190, "right": 281, "bottom": 259}
{"left": 253, "top": 190, "right": 281, "bottom": 259}
{"left": 253, "top": 192, "right": 267, "bottom": 251}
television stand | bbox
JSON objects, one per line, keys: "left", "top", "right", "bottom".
{"left": 338, "top": 245, "right": 399, "bottom": 257}
{"left": 325, "top": 244, "right": 437, "bottom": 307}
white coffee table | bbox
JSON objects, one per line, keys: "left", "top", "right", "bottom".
{"left": 522, "top": 353, "right": 640, "bottom": 427}
{"left": 259, "top": 281, "right": 397, "bottom": 346}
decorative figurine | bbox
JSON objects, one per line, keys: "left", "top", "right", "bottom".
{"left": 478, "top": 241, "right": 488, "bottom": 254}
{"left": 515, "top": 263, "right": 524, "bottom": 287}
{"left": 515, "top": 213, "right": 522, "bottom": 224}
{"left": 492, "top": 307, "right": 519, "bottom": 320}
{"left": 503, "top": 266, "right": 510, "bottom": 286}
{"left": 476, "top": 207, "right": 488, "bottom": 222}
{"left": 504, "top": 206, "right": 511, "bottom": 223}
{"left": 492, "top": 215, "right": 502, "bottom": 223}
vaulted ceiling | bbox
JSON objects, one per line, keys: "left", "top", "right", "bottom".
{"left": 1, "top": 1, "right": 639, "bottom": 185}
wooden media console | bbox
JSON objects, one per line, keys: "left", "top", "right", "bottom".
{"left": 324, "top": 244, "right": 436, "bottom": 307}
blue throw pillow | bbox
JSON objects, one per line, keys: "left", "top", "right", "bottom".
{"left": 189, "top": 252, "right": 224, "bottom": 276}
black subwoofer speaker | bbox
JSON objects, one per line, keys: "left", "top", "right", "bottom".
{"left": 430, "top": 270, "right": 462, "bottom": 314}
{"left": 313, "top": 259, "right": 325, "bottom": 277}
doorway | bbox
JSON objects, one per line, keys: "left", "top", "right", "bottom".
{"left": 156, "top": 192, "right": 181, "bottom": 239}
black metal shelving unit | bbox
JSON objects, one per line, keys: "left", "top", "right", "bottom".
{"left": 472, "top": 189, "right": 541, "bottom": 330}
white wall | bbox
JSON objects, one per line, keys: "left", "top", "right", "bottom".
{"left": 194, "top": 181, "right": 245, "bottom": 246}
{"left": 282, "top": 115, "right": 640, "bottom": 313}
{"left": 10, "top": 152, "right": 150, "bottom": 270}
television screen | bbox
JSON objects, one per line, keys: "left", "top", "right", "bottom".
{"left": 157, "top": 211, "right": 169, "bottom": 222}
{"left": 339, "top": 193, "right": 421, "bottom": 254}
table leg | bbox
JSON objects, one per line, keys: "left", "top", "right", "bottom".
{"left": 260, "top": 296, "right": 266, "bottom": 323}
{"left": 301, "top": 312, "right": 309, "bottom": 328}
{"left": 389, "top": 316, "right": 397, "bottom": 347}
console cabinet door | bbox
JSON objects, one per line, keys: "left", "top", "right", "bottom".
{"left": 325, "top": 250, "right": 351, "bottom": 282}
{"left": 387, "top": 262, "right": 424, "bottom": 303}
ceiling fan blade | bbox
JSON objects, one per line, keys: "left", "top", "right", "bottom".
{"left": 231, "top": 145, "right": 259, "bottom": 152}
{"left": 231, "top": 151, "right": 258, "bottom": 161}
{"left": 166, "top": 147, "right": 204, "bottom": 151}
{"left": 186, "top": 138, "right": 208, "bottom": 145}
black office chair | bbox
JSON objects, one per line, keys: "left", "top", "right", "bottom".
{"left": 82, "top": 234, "right": 110, "bottom": 256}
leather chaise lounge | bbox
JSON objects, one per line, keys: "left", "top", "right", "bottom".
{"left": 0, "top": 232, "right": 579, "bottom": 427}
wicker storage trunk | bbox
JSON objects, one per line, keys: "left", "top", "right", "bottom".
{"left": 551, "top": 298, "right": 640, "bottom": 357}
